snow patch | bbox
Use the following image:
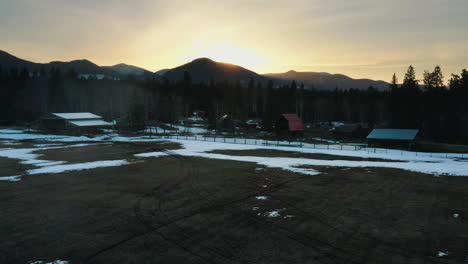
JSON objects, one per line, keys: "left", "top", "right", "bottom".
{"left": 0, "top": 175, "right": 21, "bottom": 182}
{"left": 265, "top": 210, "right": 282, "bottom": 218}
{"left": 134, "top": 152, "right": 168, "bottom": 158}
{"left": 27, "top": 160, "right": 129, "bottom": 175}
{"left": 29, "top": 260, "right": 69, "bottom": 264}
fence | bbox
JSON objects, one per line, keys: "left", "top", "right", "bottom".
{"left": 141, "top": 131, "right": 468, "bottom": 160}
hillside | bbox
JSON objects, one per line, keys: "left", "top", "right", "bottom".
{"left": 264, "top": 70, "right": 389, "bottom": 91}
{"left": 1, "top": 49, "right": 390, "bottom": 89}
{"left": 162, "top": 58, "right": 268, "bottom": 84}
{"left": 0, "top": 50, "right": 155, "bottom": 80}
{"left": 102, "top": 63, "right": 157, "bottom": 80}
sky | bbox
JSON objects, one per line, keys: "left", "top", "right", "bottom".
{"left": 0, "top": 0, "right": 467, "bottom": 81}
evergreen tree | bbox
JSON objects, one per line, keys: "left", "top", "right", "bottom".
{"left": 399, "top": 65, "right": 420, "bottom": 128}
{"left": 402, "top": 65, "right": 418, "bottom": 91}
{"left": 432, "top": 66, "right": 444, "bottom": 89}
{"left": 390, "top": 73, "right": 398, "bottom": 91}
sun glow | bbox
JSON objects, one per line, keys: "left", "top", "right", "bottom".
{"left": 184, "top": 42, "right": 270, "bottom": 71}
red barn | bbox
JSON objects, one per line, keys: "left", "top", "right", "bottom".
{"left": 275, "top": 113, "right": 304, "bottom": 136}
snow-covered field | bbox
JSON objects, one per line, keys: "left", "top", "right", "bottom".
{"left": 1, "top": 128, "right": 468, "bottom": 182}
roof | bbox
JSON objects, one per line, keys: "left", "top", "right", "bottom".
{"left": 51, "top": 113, "right": 101, "bottom": 120}
{"left": 282, "top": 113, "right": 304, "bottom": 131}
{"left": 334, "top": 124, "right": 361, "bottom": 133}
{"left": 367, "top": 129, "right": 419, "bottom": 141}
{"left": 282, "top": 114, "right": 302, "bottom": 121}
{"left": 68, "top": 120, "right": 113, "bottom": 127}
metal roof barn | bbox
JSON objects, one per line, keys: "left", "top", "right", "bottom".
{"left": 40, "top": 112, "right": 112, "bottom": 133}
{"left": 68, "top": 120, "right": 113, "bottom": 127}
{"left": 367, "top": 129, "right": 419, "bottom": 141}
{"left": 281, "top": 114, "right": 304, "bottom": 132}
{"left": 51, "top": 113, "right": 101, "bottom": 120}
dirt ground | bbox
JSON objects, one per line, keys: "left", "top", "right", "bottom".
{"left": 0, "top": 142, "right": 468, "bottom": 264}
{"left": 209, "top": 149, "right": 403, "bottom": 162}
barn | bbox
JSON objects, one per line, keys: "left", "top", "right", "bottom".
{"left": 275, "top": 113, "right": 304, "bottom": 137}
{"left": 367, "top": 129, "right": 419, "bottom": 149}
{"left": 40, "top": 112, "right": 112, "bottom": 134}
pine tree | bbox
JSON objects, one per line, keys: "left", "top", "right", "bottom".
{"left": 390, "top": 73, "right": 398, "bottom": 91}
{"left": 432, "top": 66, "right": 444, "bottom": 89}
{"left": 424, "top": 66, "right": 445, "bottom": 91}
{"left": 400, "top": 65, "right": 420, "bottom": 128}
{"left": 403, "top": 65, "right": 418, "bottom": 91}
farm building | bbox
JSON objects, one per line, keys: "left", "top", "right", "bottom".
{"left": 217, "top": 114, "right": 235, "bottom": 132}
{"left": 367, "top": 129, "right": 419, "bottom": 149}
{"left": 275, "top": 113, "right": 304, "bottom": 137}
{"left": 333, "top": 124, "right": 361, "bottom": 137}
{"left": 333, "top": 123, "right": 372, "bottom": 139}
{"left": 40, "top": 112, "right": 112, "bottom": 134}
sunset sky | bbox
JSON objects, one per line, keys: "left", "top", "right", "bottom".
{"left": 1, "top": 0, "right": 467, "bottom": 81}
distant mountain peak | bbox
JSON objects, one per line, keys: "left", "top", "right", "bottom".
{"left": 191, "top": 57, "right": 214, "bottom": 63}
{"left": 162, "top": 57, "right": 265, "bottom": 83}
{"left": 113, "top": 63, "right": 130, "bottom": 67}
{"left": 286, "top": 70, "right": 297, "bottom": 74}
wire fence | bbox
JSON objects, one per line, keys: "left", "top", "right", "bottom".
{"left": 141, "top": 131, "right": 468, "bottom": 160}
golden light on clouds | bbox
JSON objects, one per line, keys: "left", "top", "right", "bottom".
{"left": 0, "top": 0, "right": 467, "bottom": 81}
{"left": 184, "top": 42, "right": 271, "bottom": 70}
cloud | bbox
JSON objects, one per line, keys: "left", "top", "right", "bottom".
{"left": 0, "top": 0, "right": 466, "bottom": 80}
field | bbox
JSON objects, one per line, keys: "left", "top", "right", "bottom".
{"left": 1, "top": 129, "right": 468, "bottom": 264}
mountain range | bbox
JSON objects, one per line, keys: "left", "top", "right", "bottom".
{"left": 264, "top": 70, "right": 389, "bottom": 91}
{"left": 0, "top": 49, "right": 389, "bottom": 90}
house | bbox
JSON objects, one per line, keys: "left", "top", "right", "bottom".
{"left": 244, "top": 119, "right": 262, "bottom": 130}
{"left": 275, "top": 113, "right": 304, "bottom": 137}
{"left": 333, "top": 123, "right": 371, "bottom": 139}
{"left": 217, "top": 114, "right": 235, "bottom": 132}
{"left": 40, "top": 112, "right": 112, "bottom": 134}
{"left": 367, "top": 129, "right": 419, "bottom": 149}
{"left": 333, "top": 124, "right": 361, "bottom": 137}
{"left": 183, "top": 111, "right": 208, "bottom": 127}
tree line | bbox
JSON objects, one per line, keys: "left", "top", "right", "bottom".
{"left": 0, "top": 65, "right": 467, "bottom": 143}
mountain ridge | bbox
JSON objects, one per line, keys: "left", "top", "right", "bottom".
{"left": 0, "top": 49, "right": 389, "bottom": 90}
{"left": 263, "top": 71, "right": 389, "bottom": 91}
{"left": 162, "top": 57, "right": 268, "bottom": 84}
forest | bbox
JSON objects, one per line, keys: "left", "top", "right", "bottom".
{"left": 0, "top": 65, "right": 467, "bottom": 144}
